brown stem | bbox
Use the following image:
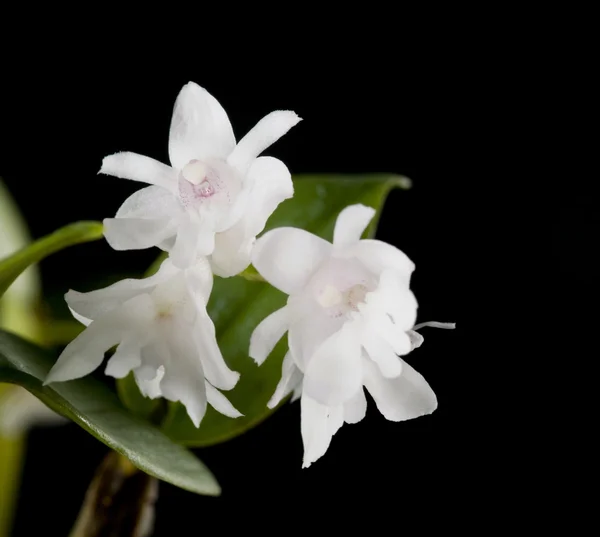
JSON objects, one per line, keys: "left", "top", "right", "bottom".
{"left": 69, "top": 452, "right": 158, "bottom": 537}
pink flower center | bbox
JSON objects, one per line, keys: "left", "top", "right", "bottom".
{"left": 177, "top": 158, "right": 242, "bottom": 214}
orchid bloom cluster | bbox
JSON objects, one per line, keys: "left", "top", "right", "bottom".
{"left": 45, "top": 82, "right": 454, "bottom": 466}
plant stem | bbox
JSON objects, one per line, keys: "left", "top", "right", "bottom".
{"left": 69, "top": 451, "right": 158, "bottom": 537}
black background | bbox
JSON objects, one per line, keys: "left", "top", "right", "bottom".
{"left": 0, "top": 40, "right": 488, "bottom": 535}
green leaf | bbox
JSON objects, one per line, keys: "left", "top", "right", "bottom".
{"left": 0, "top": 330, "right": 220, "bottom": 496}
{"left": 161, "top": 173, "right": 410, "bottom": 446}
{"left": 0, "top": 221, "right": 104, "bottom": 298}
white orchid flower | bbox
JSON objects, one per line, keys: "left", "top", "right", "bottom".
{"left": 44, "top": 258, "right": 241, "bottom": 427}
{"left": 100, "top": 82, "right": 300, "bottom": 274}
{"left": 249, "top": 204, "right": 455, "bottom": 467}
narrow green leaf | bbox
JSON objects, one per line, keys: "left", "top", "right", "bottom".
{"left": 0, "top": 330, "right": 220, "bottom": 496}
{"left": 0, "top": 178, "right": 43, "bottom": 343}
{"left": 161, "top": 173, "right": 410, "bottom": 446}
{"left": 0, "top": 221, "right": 104, "bottom": 298}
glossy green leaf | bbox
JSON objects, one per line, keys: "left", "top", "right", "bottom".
{"left": 0, "top": 330, "right": 220, "bottom": 496}
{"left": 0, "top": 221, "right": 104, "bottom": 298}
{"left": 161, "top": 173, "right": 411, "bottom": 446}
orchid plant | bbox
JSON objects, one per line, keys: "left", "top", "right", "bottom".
{"left": 0, "top": 83, "right": 454, "bottom": 536}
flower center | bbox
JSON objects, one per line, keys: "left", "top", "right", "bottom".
{"left": 178, "top": 159, "right": 242, "bottom": 211}
{"left": 179, "top": 160, "right": 216, "bottom": 200}
{"left": 316, "top": 283, "right": 369, "bottom": 317}
{"left": 149, "top": 273, "right": 195, "bottom": 324}
{"left": 308, "top": 258, "right": 377, "bottom": 319}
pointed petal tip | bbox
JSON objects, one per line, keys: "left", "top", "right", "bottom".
{"left": 98, "top": 156, "right": 107, "bottom": 175}
{"left": 42, "top": 370, "right": 60, "bottom": 386}
{"left": 182, "top": 81, "right": 205, "bottom": 91}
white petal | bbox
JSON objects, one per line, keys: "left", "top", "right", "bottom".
{"left": 362, "top": 330, "right": 403, "bottom": 378}
{"left": 362, "top": 270, "right": 418, "bottom": 340}
{"left": 169, "top": 214, "right": 198, "bottom": 269}
{"left": 192, "top": 306, "right": 240, "bottom": 390}
{"left": 100, "top": 152, "right": 178, "bottom": 193}
{"left": 205, "top": 382, "right": 242, "bottom": 418}
{"left": 170, "top": 213, "right": 215, "bottom": 269}
{"left": 291, "top": 383, "right": 302, "bottom": 402}
{"left": 65, "top": 258, "right": 178, "bottom": 321}
{"left": 103, "top": 217, "right": 177, "bottom": 251}
{"left": 328, "top": 404, "right": 344, "bottom": 438}
{"left": 228, "top": 111, "right": 301, "bottom": 174}
{"left": 115, "top": 185, "right": 183, "bottom": 220}
{"left": 209, "top": 228, "right": 254, "bottom": 278}
{"left": 267, "top": 352, "right": 303, "bottom": 409}
{"left": 105, "top": 338, "right": 143, "bottom": 378}
{"left": 407, "top": 330, "right": 425, "bottom": 350}
{"left": 159, "top": 327, "right": 208, "bottom": 428}
{"left": 252, "top": 228, "right": 332, "bottom": 295}
{"left": 333, "top": 204, "right": 376, "bottom": 248}
{"left": 363, "top": 358, "right": 437, "bottom": 422}
{"left": 168, "top": 82, "right": 236, "bottom": 169}
{"left": 343, "top": 239, "right": 415, "bottom": 283}
{"left": 343, "top": 388, "right": 367, "bottom": 424}
{"left": 45, "top": 320, "right": 120, "bottom": 382}
{"left": 69, "top": 307, "right": 91, "bottom": 326}
{"left": 287, "top": 302, "right": 343, "bottom": 371}
{"left": 372, "top": 270, "right": 418, "bottom": 330}
{"left": 210, "top": 157, "right": 293, "bottom": 278}
{"left": 303, "top": 324, "right": 363, "bottom": 406}
{"left": 240, "top": 156, "right": 294, "bottom": 237}
{"left": 136, "top": 342, "right": 166, "bottom": 381}
{"left": 135, "top": 365, "right": 165, "bottom": 399}
{"left": 45, "top": 295, "right": 153, "bottom": 384}
{"left": 413, "top": 321, "right": 456, "bottom": 330}
{"left": 184, "top": 257, "right": 214, "bottom": 303}
{"left": 250, "top": 306, "right": 290, "bottom": 365}
{"left": 368, "top": 310, "right": 413, "bottom": 355}
{"left": 301, "top": 394, "right": 341, "bottom": 468}
{"left": 135, "top": 345, "right": 166, "bottom": 399}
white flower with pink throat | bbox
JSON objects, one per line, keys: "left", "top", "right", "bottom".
{"left": 100, "top": 82, "right": 300, "bottom": 275}
{"left": 250, "top": 204, "right": 455, "bottom": 467}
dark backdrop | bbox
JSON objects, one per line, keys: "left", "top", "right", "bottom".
{"left": 1, "top": 53, "right": 476, "bottom": 534}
